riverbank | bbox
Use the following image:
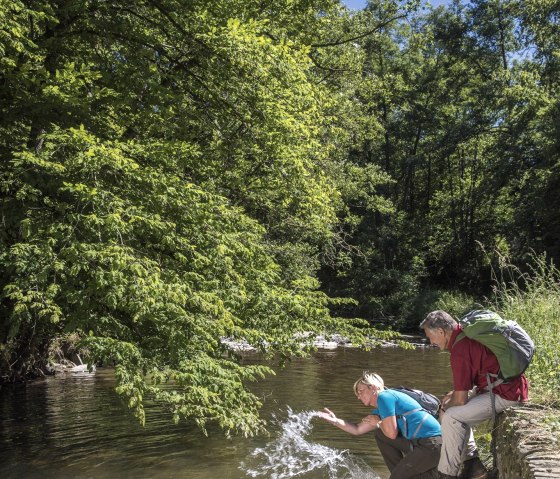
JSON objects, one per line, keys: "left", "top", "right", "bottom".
{"left": 0, "top": 331, "right": 428, "bottom": 388}
{"left": 219, "top": 332, "right": 431, "bottom": 353}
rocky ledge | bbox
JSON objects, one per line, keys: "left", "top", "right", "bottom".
{"left": 495, "top": 405, "right": 560, "bottom": 478}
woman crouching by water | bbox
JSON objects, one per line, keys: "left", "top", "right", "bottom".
{"left": 317, "top": 372, "right": 441, "bottom": 479}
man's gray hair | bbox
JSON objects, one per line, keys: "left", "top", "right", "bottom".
{"left": 419, "top": 310, "right": 456, "bottom": 331}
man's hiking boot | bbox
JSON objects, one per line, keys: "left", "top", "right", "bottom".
{"left": 460, "top": 456, "right": 488, "bottom": 479}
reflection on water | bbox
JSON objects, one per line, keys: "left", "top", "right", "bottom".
{"left": 0, "top": 346, "right": 451, "bottom": 479}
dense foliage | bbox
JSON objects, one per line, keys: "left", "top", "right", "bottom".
{"left": 319, "top": 0, "right": 560, "bottom": 329}
{"left": 0, "top": 0, "right": 383, "bottom": 435}
{"left": 2, "top": 0, "right": 560, "bottom": 433}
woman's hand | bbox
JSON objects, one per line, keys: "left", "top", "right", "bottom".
{"left": 317, "top": 408, "right": 340, "bottom": 425}
{"left": 317, "top": 408, "right": 378, "bottom": 435}
{"left": 361, "top": 414, "right": 380, "bottom": 425}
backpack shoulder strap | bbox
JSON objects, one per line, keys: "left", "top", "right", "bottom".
{"left": 452, "top": 331, "right": 466, "bottom": 347}
{"left": 400, "top": 408, "right": 431, "bottom": 439}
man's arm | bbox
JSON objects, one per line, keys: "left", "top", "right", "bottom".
{"left": 442, "top": 390, "right": 468, "bottom": 410}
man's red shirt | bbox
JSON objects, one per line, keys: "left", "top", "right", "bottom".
{"left": 448, "top": 324, "right": 528, "bottom": 402}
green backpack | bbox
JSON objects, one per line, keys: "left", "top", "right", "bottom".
{"left": 455, "top": 310, "right": 535, "bottom": 381}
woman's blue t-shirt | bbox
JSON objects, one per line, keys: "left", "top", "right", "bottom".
{"left": 373, "top": 389, "right": 441, "bottom": 440}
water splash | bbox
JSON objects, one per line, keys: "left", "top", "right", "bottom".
{"left": 240, "top": 408, "right": 379, "bottom": 479}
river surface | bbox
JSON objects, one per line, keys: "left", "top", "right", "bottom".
{"left": 0, "top": 345, "right": 452, "bottom": 479}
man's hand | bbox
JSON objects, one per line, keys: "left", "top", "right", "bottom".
{"left": 441, "top": 391, "right": 453, "bottom": 411}
{"left": 442, "top": 390, "right": 468, "bottom": 411}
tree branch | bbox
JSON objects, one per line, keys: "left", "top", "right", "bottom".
{"left": 310, "top": 15, "right": 406, "bottom": 48}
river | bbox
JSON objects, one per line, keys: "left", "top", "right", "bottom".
{"left": 0, "top": 345, "right": 452, "bottom": 479}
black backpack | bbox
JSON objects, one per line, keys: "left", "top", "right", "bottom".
{"left": 389, "top": 386, "right": 441, "bottom": 418}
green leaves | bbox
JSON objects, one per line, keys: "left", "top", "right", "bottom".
{"left": 10, "top": 0, "right": 560, "bottom": 437}
{"left": 0, "top": 110, "right": 362, "bottom": 433}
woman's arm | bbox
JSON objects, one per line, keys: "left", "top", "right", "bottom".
{"left": 362, "top": 414, "right": 398, "bottom": 439}
{"left": 317, "top": 408, "right": 378, "bottom": 436}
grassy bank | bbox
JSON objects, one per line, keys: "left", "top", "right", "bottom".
{"left": 488, "top": 253, "right": 560, "bottom": 407}
{"left": 428, "top": 252, "right": 560, "bottom": 464}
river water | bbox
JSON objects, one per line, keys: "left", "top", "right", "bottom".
{"left": 0, "top": 345, "right": 452, "bottom": 479}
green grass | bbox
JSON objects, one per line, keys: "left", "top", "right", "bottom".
{"left": 488, "top": 252, "right": 560, "bottom": 407}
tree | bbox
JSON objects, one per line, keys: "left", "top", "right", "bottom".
{"left": 1, "top": 0, "right": 381, "bottom": 435}
{"left": 504, "top": 0, "right": 560, "bottom": 263}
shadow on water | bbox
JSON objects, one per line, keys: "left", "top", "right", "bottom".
{"left": 0, "top": 347, "right": 451, "bottom": 479}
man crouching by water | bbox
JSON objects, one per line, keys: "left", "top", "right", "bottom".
{"left": 420, "top": 310, "right": 528, "bottom": 479}
{"left": 317, "top": 372, "right": 441, "bottom": 479}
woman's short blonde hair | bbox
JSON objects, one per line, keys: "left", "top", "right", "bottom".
{"left": 353, "top": 371, "right": 384, "bottom": 396}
